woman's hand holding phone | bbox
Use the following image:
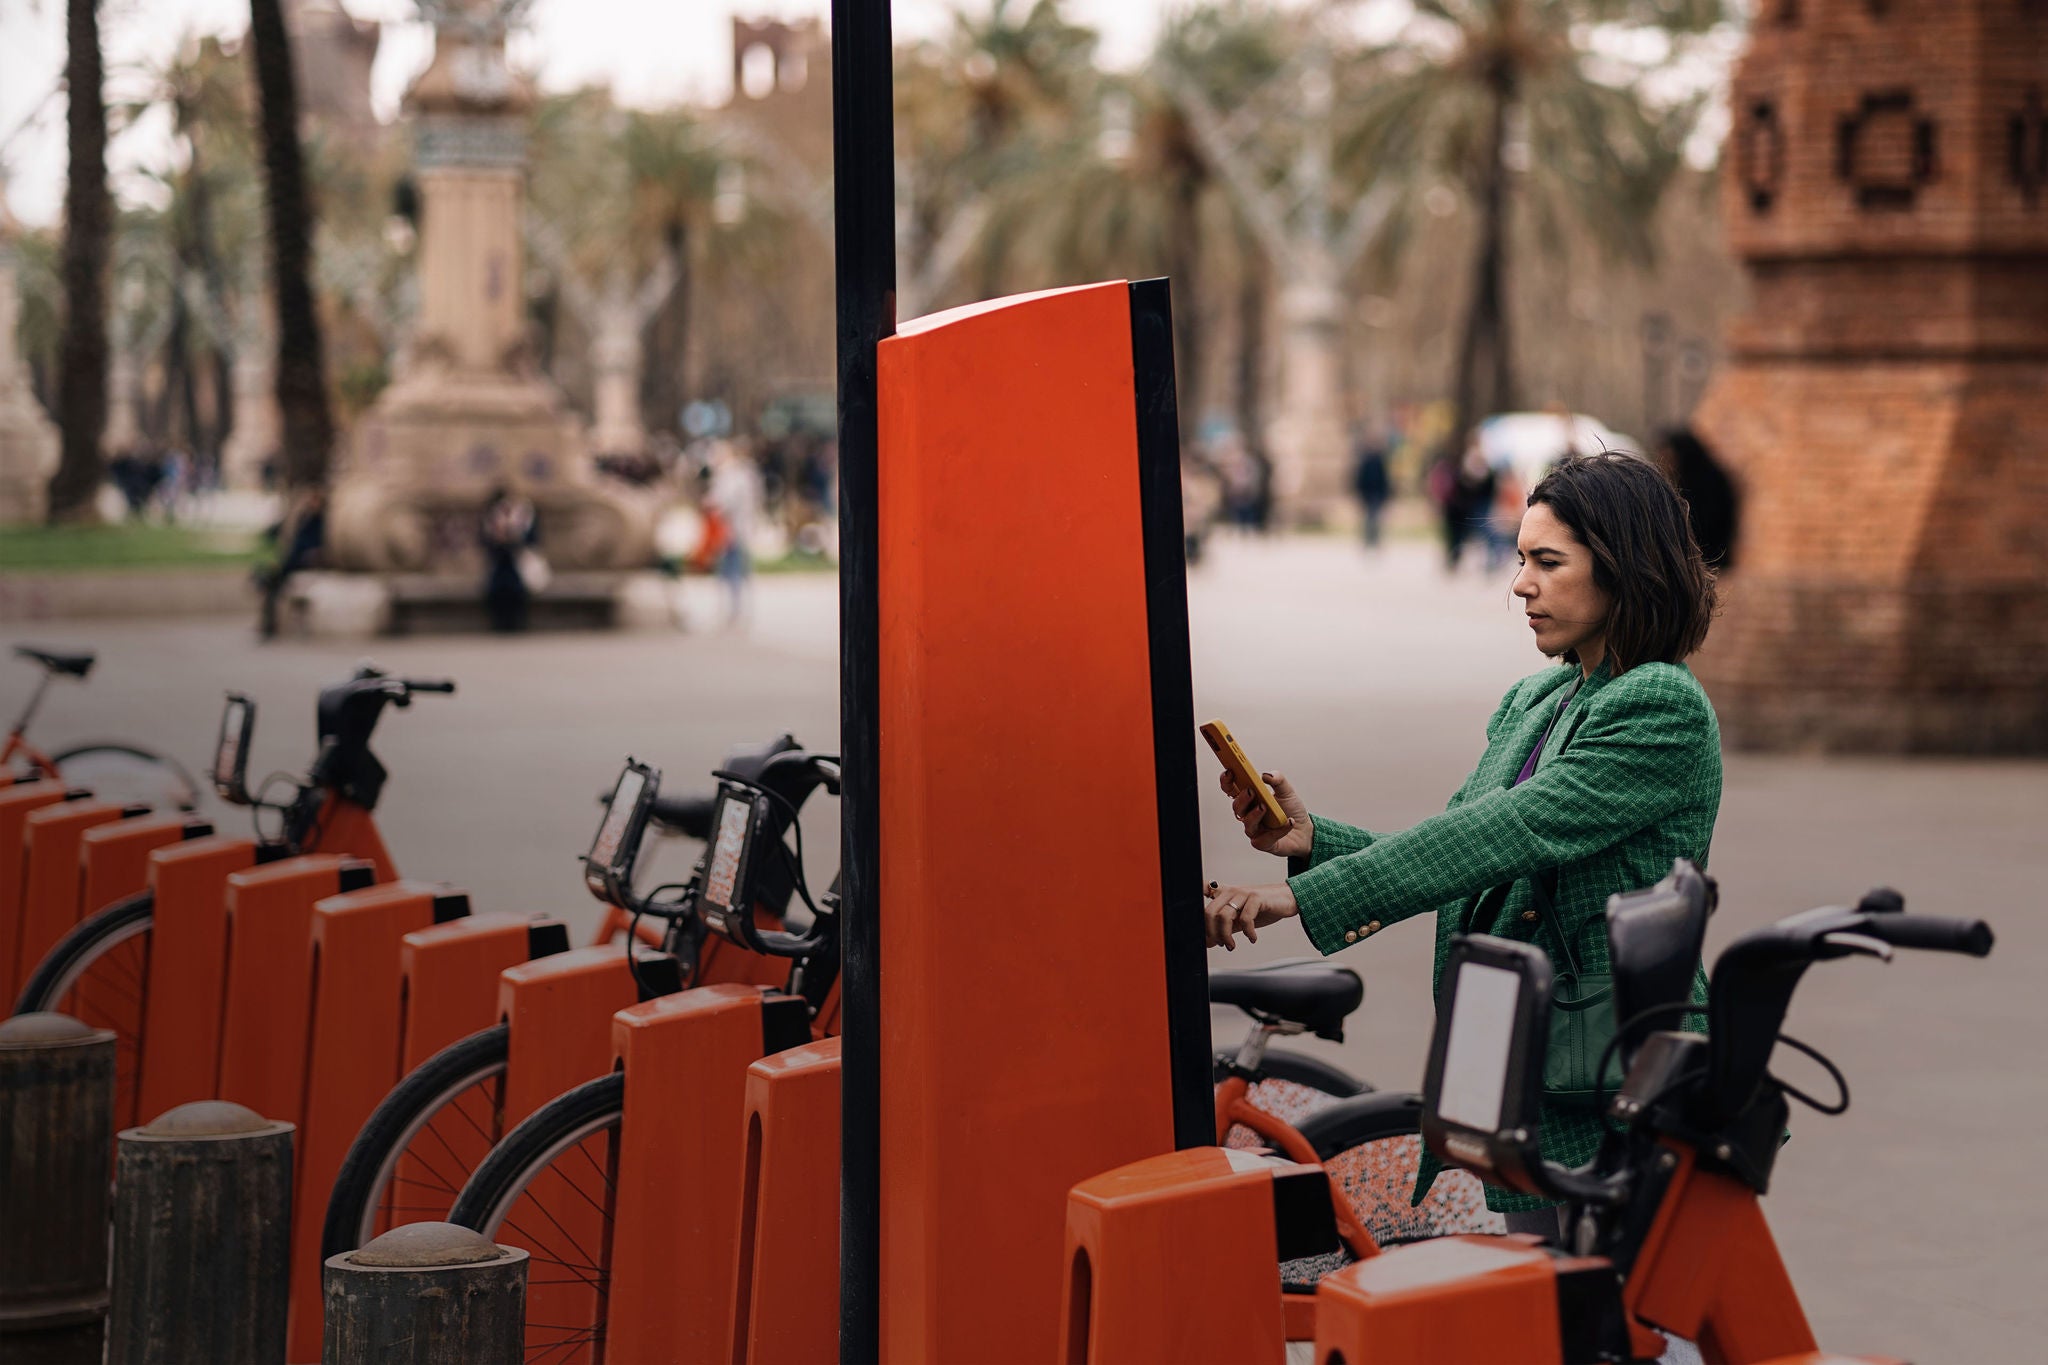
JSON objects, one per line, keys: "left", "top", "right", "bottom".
{"left": 1221, "top": 768, "right": 1313, "bottom": 858}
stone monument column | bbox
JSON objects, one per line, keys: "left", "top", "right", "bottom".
{"left": 0, "top": 239, "right": 59, "bottom": 523}
{"left": 326, "top": 2, "right": 653, "bottom": 576}
{"left": 1691, "top": 0, "right": 2048, "bottom": 752}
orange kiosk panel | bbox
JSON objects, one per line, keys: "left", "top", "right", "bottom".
{"left": 0, "top": 782, "right": 72, "bottom": 994}
{"left": 1061, "top": 1148, "right": 1293, "bottom": 1365}
{"left": 399, "top": 914, "right": 561, "bottom": 1069}
{"left": 12, "top": 798, "right": 135, "bottom": 998}
{"left": 134, "top": 835, "right": 261, "bottom": 1118}
{"left": 214, "top": 855, "right": 376, "bottom": 1122}
{"left": 376, "top": 915, "right": 568, "bottom": 1249}
{"left": 496, "top": 944, "right": 645, "bottom": 1365}
{"left": 601, "top": 985, "right": 797, "bottom": 1365}
{"left": 78, "top": 812, "right": 209, "bottom": 917}
{"left": 873, "top": 280, "right": 1211, "bottom": 1361}
{"left": 286, "top": 881, "right": 468, "bottom": 1361}
{"left": 65, "top": 813, "right": 213, "bottom": 1128}
{"left": 1314, "top": 1234, "right": 1568, "bottom": 1365}
{"left": 733, "top": 1036, "right": 843, "bottom": 1365}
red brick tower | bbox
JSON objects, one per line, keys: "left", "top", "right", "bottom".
{"left": 1692, "top": 0, "right": 2048, "bottom": 752}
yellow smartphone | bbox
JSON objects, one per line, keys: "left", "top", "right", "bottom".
{"left": 1199, "top": 720, "right": 1290, "bottom": 831}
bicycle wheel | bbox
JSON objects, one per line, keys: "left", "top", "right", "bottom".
{"left": 449, "top": 1072, "right": 623, "bottom": 1365}
{"left": 1215, "top": 1046, "right": 1368, "bottom": 1151}
{"left": 1296, "top": 1092, "right": 1503, "bottom": 1249}
{"left": 15, "top": 890, "right": 153, "bottom": 1128}
{"left": 322, "top": 1024, "right": 511, "bottom": 1261}
{"left": 50, "top": 742, "right": 200, "bottom": 812}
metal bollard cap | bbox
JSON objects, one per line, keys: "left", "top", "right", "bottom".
{"left": 348, "top": 1222, "right": 508, "bottom": 1268}
{"left": 0, "top": 1012, "right": 112, "bottom": 1048}
{"left": 139, "top": 1101, "right": 275, "bottom": 1137}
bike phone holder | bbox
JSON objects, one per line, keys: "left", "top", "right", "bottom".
{"left": 1420, "top": 935, "right": 1554, "bottom": 1198}
{"left": 212, "top": 692, "right": 256, "bottom": 806}
{"left": 698, "top": 784, "right": 769, "bottom": 948}
{"left": 585, "top": 759, "right": 658, "bottom": 907}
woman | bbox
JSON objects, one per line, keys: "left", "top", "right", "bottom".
{"left": 479, "top": 483, "right": 541, "bottom": 633}
{"left": 1205, "top": 451, "right": 1721, "bottom": 1238}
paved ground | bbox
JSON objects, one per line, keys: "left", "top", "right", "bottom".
{"left": 11, "top": 536, "right": 2043, "bottom": 1359}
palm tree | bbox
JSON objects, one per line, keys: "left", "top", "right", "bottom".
{"left": 47, "top": 0, "right": 110, "bottom": 523}
{"left": 246, "top": 0, "right": 334, "bottom": 489}
{"left": 1344, "top": 0, "right": 1723, "bottom": 446}
{"left": 892, "top": 0, "right": 1100, "bottom": 315}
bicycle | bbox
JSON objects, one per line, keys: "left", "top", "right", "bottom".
{"left": 436, "top": 745, "right": 843, "bottom": 1363}
{"left": 444, "top": 756, "right": 1491, "bottom": 1360}
{"left": 2, "top": 644, "right": 200, "bottom": 810}
{"left": 1316, "top": 868, "right": 1996, "bottom": 1362}
{"left": 11, "top": 668, "right": 452, "bottom": 1123}
{"left": 317, "top": 735, "right": 831, "bottom": 1273}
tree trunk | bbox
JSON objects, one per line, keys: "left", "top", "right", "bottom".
{"left": 1450, "top": 72, "right": 1516, "bottom": 450}
{"left": 640, "top": 222, "right": 691, "bottom": 441}
{"left": 1165, "top": 166, "right": 1205, "bottom": 454}
{"left": 247, "top": 0, "right": 334, "bottom": 490}
{"left": 1233, "top": 213, "right": 1273, "bottom": 525}
{"left": 47, "top": 0, "right": 110, "bottom": 523}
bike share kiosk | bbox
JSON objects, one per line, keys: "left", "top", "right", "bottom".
{"left": 843, "top": 275, "right": 1212, "bottom": 1363}
{"left": 826, "top": 9, "right": 1209, "bottom": 1350}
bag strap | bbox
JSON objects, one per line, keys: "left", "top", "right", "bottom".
{"left": 1459, "top": 679, "right": 1589, "bottom": 978}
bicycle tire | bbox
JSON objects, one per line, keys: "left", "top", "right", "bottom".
{"left": 1296, "top": 1090, "right": 1502, "bottom": 1247}
{"left": 1214, "top": 1046, "right": 1371, "bottom": 1096}
{"left": 14, "top": 890, "right": 153, "bottom": 1015}
{"left": 448, "top": 1071, "right": 623, "bottom": 1236}
{"left": 321, "top": 1023, "right": 511, "bottom": 1261}
{"left": 448, "top": 1071, "right": 623, "bottom": 1364}
{"left": 50, "top": 742, "right": 200, "bottom": 811}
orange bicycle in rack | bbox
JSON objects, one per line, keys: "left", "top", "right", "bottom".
{"left": 1310, "top": 869, "right": 1998, "bottom": 1364}
{"left": 317, "top": 737, "right": 822, "bottom": 1271}
{"left": 1, "top": 644, "right": 200, "bottom": 809}
{"left": 443, "top": 757, "right": 1497, "bottom": 1363}
{"left": 10, "top": 668, "right": 452, "bottom": 1121}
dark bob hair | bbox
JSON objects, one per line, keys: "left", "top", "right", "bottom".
{"left": 1527, "top": 452, "right": 1717, "bottom": 674}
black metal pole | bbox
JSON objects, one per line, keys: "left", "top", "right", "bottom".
{"left": 832, "top": 3, "right": 893, "bottom": 1362}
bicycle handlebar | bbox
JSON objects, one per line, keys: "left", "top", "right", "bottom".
{"left": 1858, "top": 913, "right": 1993, "bottom": 957}
{"left": 1700, "top": 896, "right": 1994, "bottom": 1124}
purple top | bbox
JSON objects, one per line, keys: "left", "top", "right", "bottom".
{"left": 1514, "top": 680, "right": 1583, "bottom": 786}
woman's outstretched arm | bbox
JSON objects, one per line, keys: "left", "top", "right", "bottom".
{"left": 1287, "top": 668, "right": 1710, "bottom": 955}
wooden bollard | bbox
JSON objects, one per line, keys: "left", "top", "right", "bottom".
{"left": 106, "top": 1101, "right": 293, "bottom": 1365}
{"left": 323, "top": 1223, "right": 527, "bottom": 1364}
{"left": 0, "top": 1013, "right": 115, "bottom": 1339}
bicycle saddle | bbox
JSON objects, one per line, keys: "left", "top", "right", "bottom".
{"left": 1209, "top": 958, "right": 1364, "bottom": 1042}
{"left": 15, "top": 645, "right": 95, "bottom": 678}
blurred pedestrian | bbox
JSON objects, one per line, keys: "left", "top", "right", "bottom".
{"left": 1439, "top": 438, "right": 1496, "bottom": 573}
{"left": 255, "top": 487, "right": 325, "bottom": 641}
{"left": 704, "top": 440, "right": 763, "bottom": 626}
{"left": 1352, "top": 427, "right": 1391, "bottom": 549}
{"left": 480, "top": 482, "right": 542, "bottom": 633}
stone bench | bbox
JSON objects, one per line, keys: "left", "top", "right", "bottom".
{"left": 284, "top": 570, "right": 677, "bottom": 637}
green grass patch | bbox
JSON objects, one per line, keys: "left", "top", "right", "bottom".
{"left": 0, "top": 523, "right": 262, "bottom": 573}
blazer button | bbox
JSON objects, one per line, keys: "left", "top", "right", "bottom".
{"left": 1366, "top": 920, "right": 1382, "bottom": 933}
{"left": 1521, "top": 910, "right": 1538, "bottom": 922}
{"left": 1343, "top": 930, "right": 1359, "bottom": 944}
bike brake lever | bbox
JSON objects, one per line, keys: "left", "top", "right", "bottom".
{"left": 1819, "top": 931, "right": 1893, "bottom": 962}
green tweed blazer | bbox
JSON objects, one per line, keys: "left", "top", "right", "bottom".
{"left": 1287, "top": 659, "right": 1721, "bottom": 1212}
